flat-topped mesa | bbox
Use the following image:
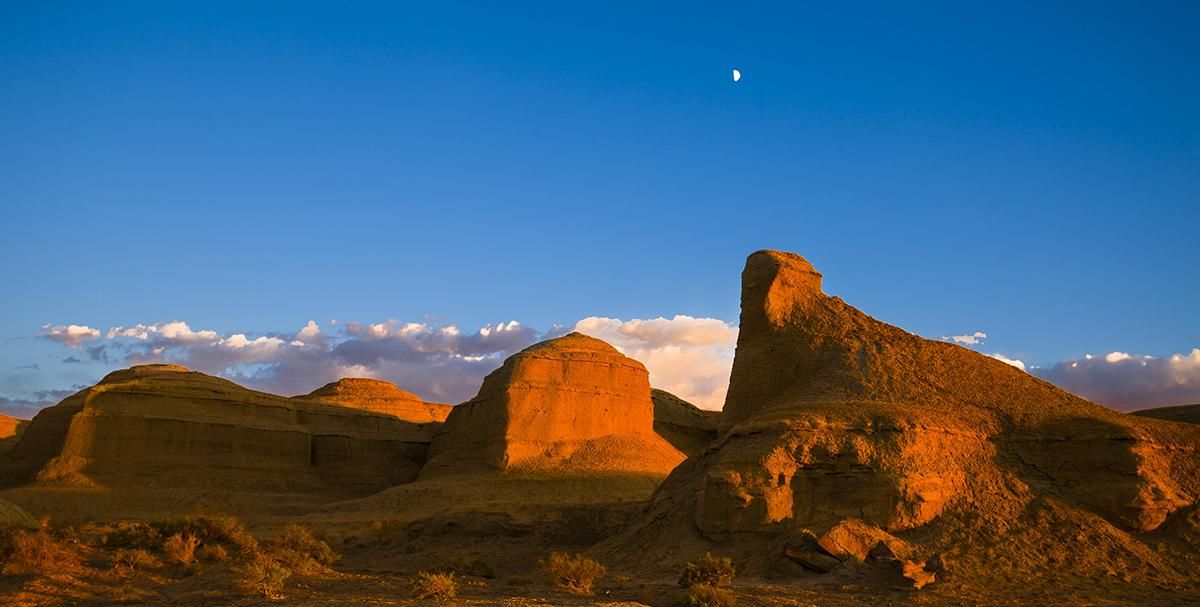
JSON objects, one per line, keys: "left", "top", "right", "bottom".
{"left": 423, "top": 332, "right": 685, "bottom": 476}
{"left": 300, "top": 378, "right": 452, "bottom": 424}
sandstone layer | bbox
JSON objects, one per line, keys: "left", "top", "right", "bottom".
{"left": 603, "top": 250, "right": 1200, "bottom": 589}
{"left": 298, "top": 378, "right": 452, "bottom": 424}
{"left": 0, "top": 365, "right": 435, "bottom": 504}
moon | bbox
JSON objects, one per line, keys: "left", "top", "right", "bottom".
{"left": 732, "top": 69, "right": 742, "bottom": 82}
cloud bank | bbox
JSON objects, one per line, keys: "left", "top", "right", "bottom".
{"left": 1031, "top": 349, "right": 1200, "bottom": 410}
{"left": 12, "top": 318, "right": 1198, "bottom": 418}
{"left": 19, "top": 315, "right": 738, "bottom": 412}
{"left": 573, "top": 315, "right": 738, "bottom": 409}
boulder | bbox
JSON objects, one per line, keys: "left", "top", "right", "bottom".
{"left": 815, "top": 519, "right": 908, "bottom": 563}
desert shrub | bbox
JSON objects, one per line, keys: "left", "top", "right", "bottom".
{"left": 678, "top": 552, "right": 735, "bottom": 589}
{"left": 432, "top": 556, "right": 494, "bottom": 579}
{"left": 155, "top": 515, "right": 257, "bottom": 553}
{"left": 235, "top": 551, "right": 292, "bottom": 599}
{"left": 412, "top": 571, "right": 457, "bottom": 600}
{"left": 162, "top": 533, "right": 200, "bottom": 566}
{"left": 540, "top": 552, "right": 605, "bottom": 594}
{"left": 1, "top": 530, "right": 81, "bottom": 576}
{"left": 264, "top": 524, "right": 338, "bottom": 573}
{"left": 198, "top": 544, "right": 229, "bottom": 562}
{"left": 676, "top": 584, "right": 736, "bottom": 607}
{"left": 105, "top": 521, "right": 163, "bottom": 549}
{"left": 111, "top": 548, "right": 158, "bottom": 572}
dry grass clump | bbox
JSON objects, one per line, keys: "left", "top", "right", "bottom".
{"left": 412, "top": 571, "right": 457, "bottom": 600}
{"left": 162, "top": 533, "right": 200, "bottom": 566}
{"left": 235, "top": 550, "right": 292, "bottom": 600}
{"left": 111, "top": 547, "right": 159, "bottom": 573}
{"left": 540, "top": 552, "right": 605, "bottom": 594}
{"left": 0, "top": 529, "right": 81, "bottom": 576}
{"left": 678, "top": 552, "right": 735, "bottom": 588}
{"left": 155, "top": 515, "right": 258, "bottom": 553}
{"left": 676, "top": 583, "right": 737, "bottom": 607}
{"left": 263, "top": 524, "right": 338, "bottom": 573}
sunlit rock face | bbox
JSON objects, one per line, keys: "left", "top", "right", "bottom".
{"left": 423, "top": 332, "right": 686, "bottom": 477}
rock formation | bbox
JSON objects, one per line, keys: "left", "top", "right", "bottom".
{"left": 652, "top": 389, "right": 720, "bottom": 456}
{"left": 423, "top": 333, "right": 685, "bottom": 477}
{"left": 298, "top": 378, "right": 452, "bottom": 424}
{"left": 0, "top": 365, "right": 435, "bottom": 503}
{"left": 1134, "top": 403, "right": 1200, "bottom": 425}
{"left": 0, "top": 413, "right": 27, "bottom": 455}
{"left": 603, "top": 250, "right": 1200, "bottom": 587}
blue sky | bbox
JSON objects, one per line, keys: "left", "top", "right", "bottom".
{"left": 2, "top": 2, "right": 1198, "bottom": 414}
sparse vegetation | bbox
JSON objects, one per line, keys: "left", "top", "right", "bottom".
{"left": 676, "top": 583, "right": 737, "bottom": 607}
{"left": 0, "top": 529, "right": 81, "bottom": 576}
{"left": 412, "top": 570, "right": 458, "bottom": 600}
{"left": 235, "top": 551, "right": 292, "bottom": 599}
{"left": 111, "top": 547, "right": 158, "bottom": 573}
{"left": 264, "top": 523, "right": 338, "bottom": 573}
{"left": 155, "top": 514, "right": 257, "bottom": 553}
{"left": 540, "top": 551, "right": 605, "bottom": 594}
{"left": 162, "top": 532, "right": 200, "bottom": 566}
{"left": 678, "top": 552, "right": 735, "bottom": 588}
{"left": 432, "top": 556, "right": 494, "bottom": 579}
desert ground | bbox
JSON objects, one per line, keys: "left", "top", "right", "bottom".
{"left": 1, "top": 251, "right": 1198, "bottom": 606}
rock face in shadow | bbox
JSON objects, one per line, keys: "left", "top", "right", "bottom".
{"left": 652, "top": 389, "right": 719, "bottom": 457}
{"left": 1134, "top": 404, "right": 1200, "bottom": 425}
{"left": 299, "top": 378, "right": 452, "bottom": 424}
{"left": 602, "top": 250, "right": 1200, "bottom": 582}
{"left": 0, "top": 365, "right": 435, "bottom": 497}
{"left": 423, "top": 333, "right": 686, "bottom": 477}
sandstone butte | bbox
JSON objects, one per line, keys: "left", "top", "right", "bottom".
{"left": 1135, "top": 403, "right": 1200, "bottom": 425}
{"left": 422, "top": 332, "right": 685, "bottom": 477}
{"left": 321, "top": 333, "right": 692, "bottom": 521}
{"left": 0, "top": 365, "right": 444, "bottom": 517}
{"left": 600, "top": 250, "right": 1200, "bottom": 590}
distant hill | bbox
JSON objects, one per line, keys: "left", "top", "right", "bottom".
{"left": 1133, "top": 403, "right": 1200, "bottom": 425}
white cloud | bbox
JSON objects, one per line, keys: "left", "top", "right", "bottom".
{"left": 943, "top": 331, "right": 987, "bottom": 346}
{"left": 1033, "top": 349, "right": 1200, "bottom": 411}
{"left": 297, "top": 320, "right": 320, "bottom": 341}
{"left": 573, "top": 315, "right": 737, "bottom": 410}
{"left": 988, "top": 353, "right": 1026, "bottom": 371}
{"left": 41, "top": 324, "right": 101, "bottom": 347}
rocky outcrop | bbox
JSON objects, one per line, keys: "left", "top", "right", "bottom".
{"left": 298, "top": 378, "right": 452, "bottom": 424}
{"left": 602, "top": 250, "right": 1200, "bottom": 583}
{"left": 0, "top": 365, "right": 435, "bottom": 498}
{"left": 1134, "top": 404, "right": 1200, "bottom": 425}
{"left": 424, "top": 333, "right": 685, "bottom": 477}
{"left": 652, "top": 389, "right": 720, "bottom": 456}
{"left": 0, "top": 414, "right": 27, "bottom": 455}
